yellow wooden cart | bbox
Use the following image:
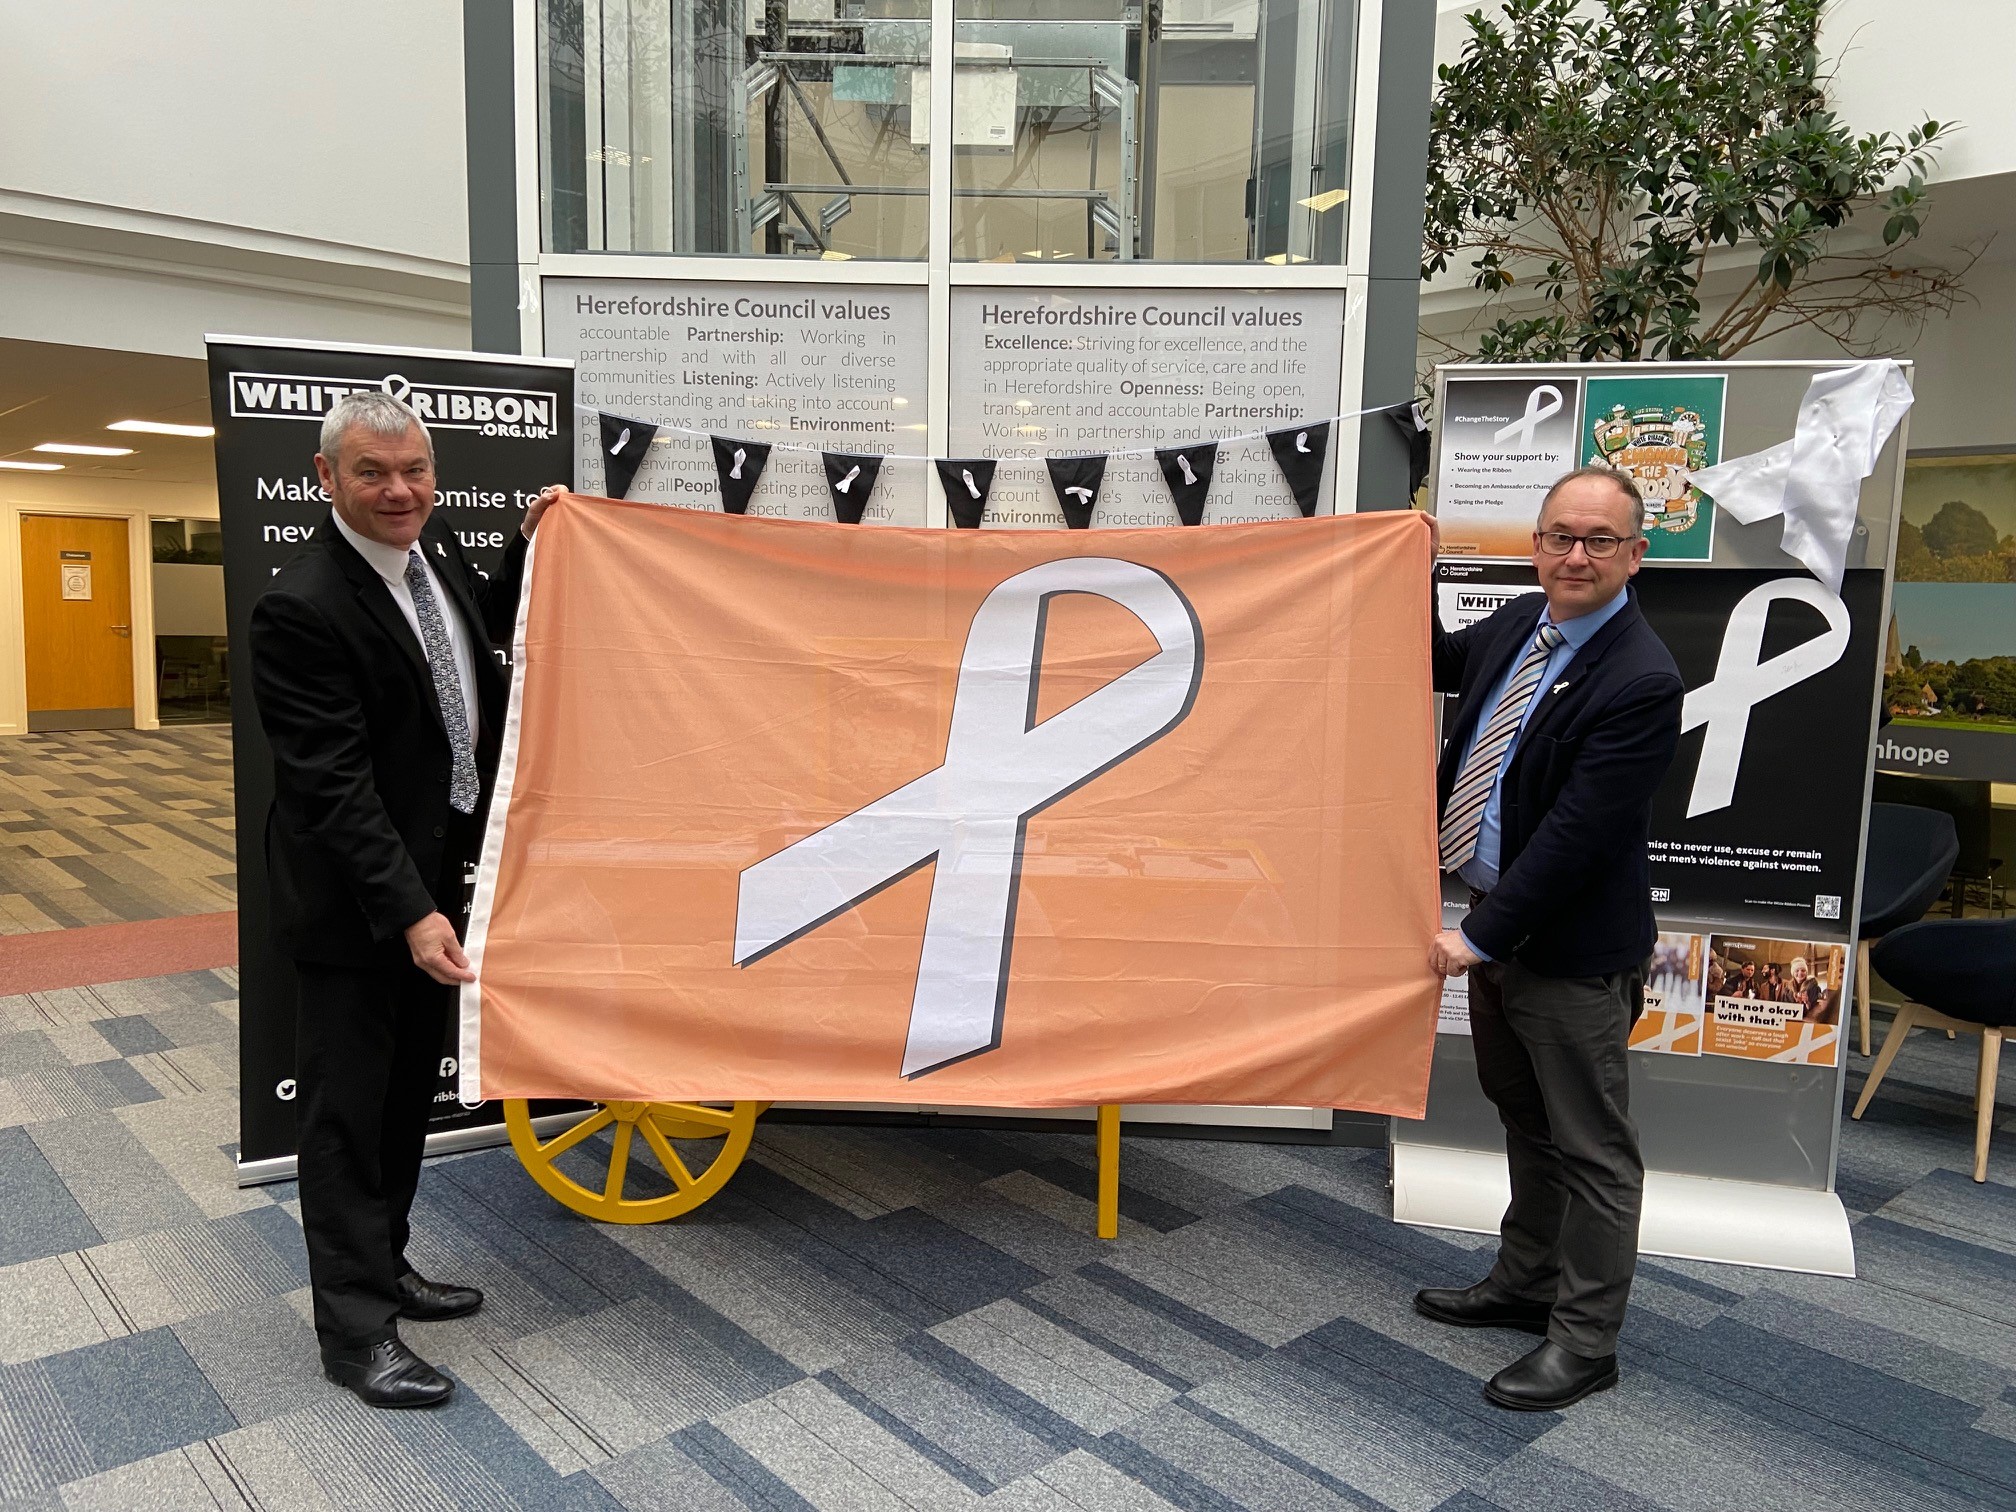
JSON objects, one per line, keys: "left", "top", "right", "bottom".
{"left": 501, "top": 1099, "right": 1124, "bottom": 1235}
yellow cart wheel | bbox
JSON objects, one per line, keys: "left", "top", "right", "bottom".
{"left": 502, "top": 1099, "right": 765, "bottom": 1224}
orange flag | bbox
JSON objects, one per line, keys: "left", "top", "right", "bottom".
{"left": 463, "top": 495, "right": 1441, "bottom": 1114}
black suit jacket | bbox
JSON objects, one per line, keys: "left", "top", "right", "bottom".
{"left": 1433, "top": 587, "right": 1683, "bottom": 977}
{"left": 250, "top": 511, "right": 530, "bottom": 964}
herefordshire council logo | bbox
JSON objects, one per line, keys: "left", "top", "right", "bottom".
{"left": 228, "top": 371, "right": 559, "bottom": 440}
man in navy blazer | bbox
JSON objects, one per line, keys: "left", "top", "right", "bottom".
{"left": 1416, "top": 466, "right": 1683, "bottom": 1411}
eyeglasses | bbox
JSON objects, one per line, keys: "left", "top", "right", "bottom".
{"left": 1535, "top": 529, "right": 1633, "bottom": 559}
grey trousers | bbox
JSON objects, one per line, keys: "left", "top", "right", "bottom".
{"left": 1467, "top": 957, "right": 1646, "bottom": 1358}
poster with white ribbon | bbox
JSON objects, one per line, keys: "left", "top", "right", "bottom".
{"left": 1434, "top": 376, "right": 1583, "bottom": 558}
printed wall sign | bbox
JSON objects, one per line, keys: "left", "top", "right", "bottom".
{"left": 1704, "top": 935, "right": 1846, "bottom": 1067}
{"left": 1435, "top": 376, "right": 1583, "bottom": 558}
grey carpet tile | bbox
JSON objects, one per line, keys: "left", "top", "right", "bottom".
{"left": 2, "top": 948, "right": 2016, "bottom": 1507}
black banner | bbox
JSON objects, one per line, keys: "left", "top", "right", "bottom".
{"left": 1432, "top": 560, "right": 1883, "bottom": 937}
{"left": 1155, "top": 443, "right": 1218, "bottom": 526}
{"left": 598, "top": 412, "right": 657, "bottom": 500}
{"left": 823, "top": 451, "right": 882, "bottom": 524}
{"left": 711, "top": 435, "right": 771, "bottom": 514}
{"left": 1266, "top": 422, "right": 1330, "bottom": 517}
{"left": 934, "top": 458, "right": 997, "bottom": 530}
{"left": 208, "top": 339, "right": 574, "bottom": 1169}
{"left": 1046, "top": 455, "right": 1106, "bottom": 530}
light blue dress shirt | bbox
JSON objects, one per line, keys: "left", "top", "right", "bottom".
{"left": 1456, "top": 587, "right": 1628, "bottom": 958}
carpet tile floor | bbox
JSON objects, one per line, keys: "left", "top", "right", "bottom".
{"left": 1, "top": 963, "right": 2014, "bottom": 1509}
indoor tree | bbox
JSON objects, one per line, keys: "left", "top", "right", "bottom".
{"left": 1422, "top": 0, "right": 1967, "bottom": 366}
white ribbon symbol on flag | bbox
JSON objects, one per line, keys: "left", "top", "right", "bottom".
{"left": 1176, "top": 455, "right": 1197, "bottom": 487}
{"left": 1064, "top": 486, "right": 1094, "bottom": 504}
{"left": 961, "top": 468, "right": 982, "bottom": 499}
{"left": 735, "top": 557, "right": 1203, "bottom": 1077}
{"left": 611, "top": 426, "right": 631, "bottom": 455}
{"left": 835, "top": 465, "right": 861, "bottom": 494}
{"left": 1491, "top": 385, "right": 1564, "bottom": 447}
{"left": 1680, "top": 577, "right": 1851, "bottom": 817}
{"left": 1295, "top": 431, "right": 1311, "bottom": 454}
{"left": 729, "top": 447, "right": 746, "bottom": 480}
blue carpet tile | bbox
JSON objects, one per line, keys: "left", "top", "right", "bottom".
{"left": 3, "top": 972, "right": 2016, "bottom": 1509}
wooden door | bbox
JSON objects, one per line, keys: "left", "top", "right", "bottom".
{"left": 21, "top": 514, "right": 134, "bottom": 730}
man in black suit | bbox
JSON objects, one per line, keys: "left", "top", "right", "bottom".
{"left": 251, "top": 391, "right": 558, "bottom": 1408}
{"left": 1416, "top": 466, "right": 1683, "bottom": 1411}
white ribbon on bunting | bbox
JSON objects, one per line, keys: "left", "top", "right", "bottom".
{"left": 1689, "top": 360, "right": 1914, "bottom": 593}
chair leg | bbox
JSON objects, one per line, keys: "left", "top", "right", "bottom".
{"left": 1856, "top": 938, "right": 1872, "bottom": 1057}
{"left": 1975, "top": 1028, "right": 2003, "bottom": 1183}
{"left": 1854, "top": 1003, "right": 1921, "bottom": 1120}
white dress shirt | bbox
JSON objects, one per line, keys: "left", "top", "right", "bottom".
{"left": 331, "top": 512, "right": 480, "bottom": 746}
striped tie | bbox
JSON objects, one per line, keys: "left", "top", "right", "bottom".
{"left": 1439, "top": 623, "right": 1566, "bottom": 873}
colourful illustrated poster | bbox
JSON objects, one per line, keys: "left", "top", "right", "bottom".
{"left": 1583, "top": 374, "right": 1725, "bottom": 561}
{"left": 1631, "top": 931, "right": 1707, "bottom": 1056}
{"left": 1703, "top": 935, "right": 1845, "bottom": 1067}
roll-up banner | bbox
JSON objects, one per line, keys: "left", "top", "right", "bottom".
{"left": 207, "top": 337, "right": 574, "bottom": 1175}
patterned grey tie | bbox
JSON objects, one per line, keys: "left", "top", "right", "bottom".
{"left": 405, "top": 550, "right": 478, "bottom": 815}
{"left": 1439, "top": 623, "right": 1566, "bottom": 872}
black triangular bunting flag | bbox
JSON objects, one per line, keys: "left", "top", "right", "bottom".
{"left": 598, "top": 412, "right": 658, "bottom": 500}
{"left": 1265, "top": 422, "right": 1331, "bottom": 517}
{"left": 1155, "top": 442, "right": 1218, "bottom": 527}
{"left": 934, "top": 458, "right": 997, "bottom": 530}
{"left": 1045, "top": 454, "right": 1106, "bottom": 530}
{"left": 710, "top": 435, "right": 771, "bottom": 514}
{"left": 823, "top": 451, "right": 883, "bottom": 524}
{"left": 1384, "top": 402, "right": 1432, "bottom": 499}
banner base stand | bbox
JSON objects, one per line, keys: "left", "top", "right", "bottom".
{"left": 235, "top": 1112, "right": 580, "bottom": 1188}
{"left": 1391, "top": 1140, "right": 1855, "bottom": 1277}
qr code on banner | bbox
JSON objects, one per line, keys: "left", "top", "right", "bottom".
{"left": 1814, "top": 894, "right": 1842, "bottom": 920}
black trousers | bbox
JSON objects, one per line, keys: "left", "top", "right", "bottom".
{"left": 293, "top": 953, "right": 453, "bottom": 1350}
{"left": 1467, "top": 956, "right": 1646, "bottom": 1359}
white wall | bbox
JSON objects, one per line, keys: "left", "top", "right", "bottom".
{"left": 0, "top": 0, "right": 472, "bottom": 358}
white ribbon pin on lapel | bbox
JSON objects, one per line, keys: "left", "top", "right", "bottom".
{"left": 735, "top": 557, "right": 1203, "bottom": 1077}
{"left": 1492, "top": 385, "right": 1565, "bottom": 447}
{"left": 1690, "top": 360, "right": 1913, "bottom": 593}
{"left": 1680, "top": 577, "right": 1851, "bottom": 817}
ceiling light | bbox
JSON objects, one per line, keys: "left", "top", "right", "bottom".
{"left": 34, "top": 443, "right": 135, "bottom": 456}
{"left": 107, "top": 419, "right": 214, "bottom": 437}
{"left": 0, "top": 459, "right": 65, "bottom": 471}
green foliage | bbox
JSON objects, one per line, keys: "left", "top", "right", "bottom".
{"left": 1920, "top": 499, "right": 2001, "bottom": 558}
{"left": 1424, "top": 0, "right": 1960, "bottom": 364}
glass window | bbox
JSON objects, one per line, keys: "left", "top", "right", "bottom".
{"left": 540, "top": 0, "right": 933, "bottom": 260}
{"left": 952, "top": 1, "right": 1355, "bottom": 264}
{"left": 150, "top": 519, "right": 228, "bottom": 725}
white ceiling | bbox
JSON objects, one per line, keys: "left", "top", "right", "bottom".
{"left": 0, "top": 337, "right": 216, "bottom": 488}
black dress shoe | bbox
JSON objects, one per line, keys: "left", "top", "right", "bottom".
{"left": 1484, "top": 1339, "right": 1618, "bottom": 1411}
{"left": 321, "top": 1337, "right": 455, "bottom": 1409}
{"left": 1414, "top": 1280, "right": 1551, "bottom": 1335}
{"left": 397, "top": 1271, "right": 483, "bottom": 1322}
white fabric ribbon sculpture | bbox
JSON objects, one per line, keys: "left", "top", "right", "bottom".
{"left": 1689, "top": 359, "right": 1913, "bottom": 593}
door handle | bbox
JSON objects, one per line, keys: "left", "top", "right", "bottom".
{"left": 110, "top": 625, "right": 131, "bottom": 637}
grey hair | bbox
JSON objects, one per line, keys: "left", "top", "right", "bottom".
{"left": 318, "top": 390, "right": 433, "bottom": 468}
{"left": 1539, "top": 464, "right": 1644, "bottom": 538}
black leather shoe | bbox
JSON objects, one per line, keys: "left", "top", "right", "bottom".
{"left": 1484, "top": 1339, "right": 1618, "bottom": 1411}
{"left": 397, "top": 1271, "right": 483, "bottom": 1322}
{"left": 321, "top": 1337, "right": 454, "bottom": 1409}
{"left": 1414, "top": 1280, "right": 1551, "bottom": 1335}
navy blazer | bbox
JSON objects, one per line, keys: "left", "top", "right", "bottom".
{"left": 1433, "top": 587, "right": 1684, "bottom": 977}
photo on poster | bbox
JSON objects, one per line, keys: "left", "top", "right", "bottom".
{"left": 1883, "top": 452, "right": 2016, "bottom": 781}
{"left": 1584, "top": 373, "right": 1724, "bottom": 561}
{"left": 1435, "top": 376, "right": 1583, "bottom": 558}
{"left": 1631, "top": 931, "right": 1708, "bottom": 1055}
{"left": 1703, "top": 935, "right": 1845, "bottom": 1067}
